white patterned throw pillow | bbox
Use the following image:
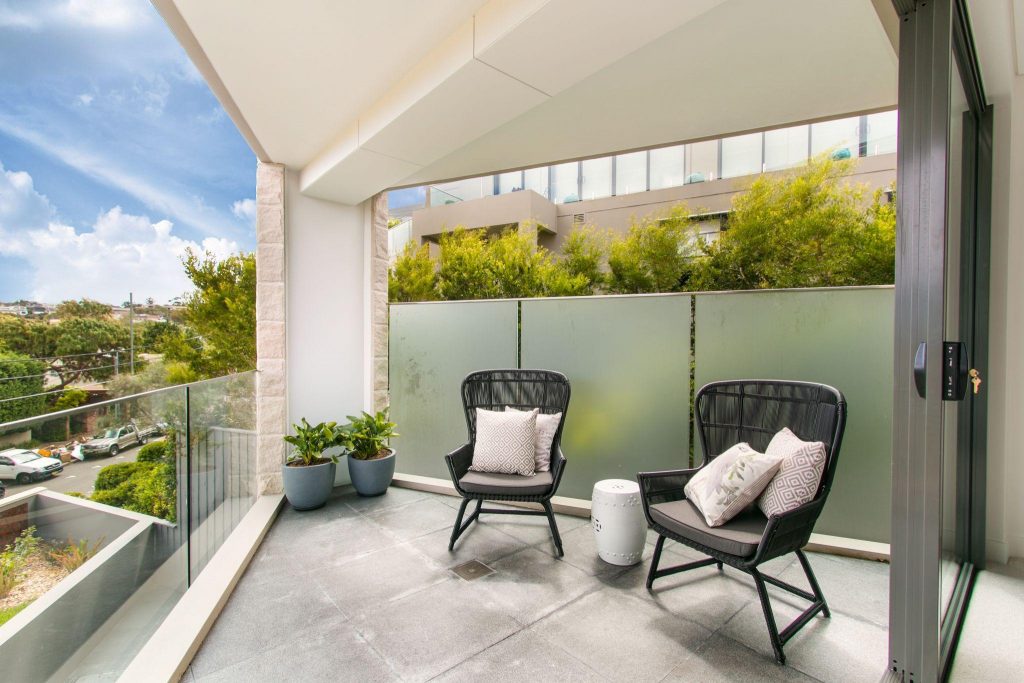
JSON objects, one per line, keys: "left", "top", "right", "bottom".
{"left": 685, "top": 442, "right": 783, "bottom": 527}
{"left": 759, "top": 427, "right": 827, "bottom": 518}
{"left": 470, "top": 407, "right": 538, "bottom": 476}
{"left": 506, "top": 406, "right": 561, "bottom": 472}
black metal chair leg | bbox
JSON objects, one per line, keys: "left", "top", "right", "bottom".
{"left": 448, "top": 498, "right": 470, "bottom": 551}
{"left": 751, "top": 568, "right": 786, "bottom": 665}
{"left": 542, "top": 501, "right": 563, "bottom": 557}
{"left": 647, "top": 535, "right": 666, "bottom": 590}
{"left": 796, "top": 549, "right": 830, "bottom": 618}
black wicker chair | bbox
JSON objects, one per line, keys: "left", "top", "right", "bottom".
{"left": 445, "top": 369, "right": 571, "bottom": 556}
{"left": 638, "top": 380, "right": 846, "bottom": 664}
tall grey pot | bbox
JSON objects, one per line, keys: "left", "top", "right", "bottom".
{"left": 348, "top": 449, "right": 396, "bottom": 496}
{"left": 282, "top": 460, "right": 336, "bottom": 510}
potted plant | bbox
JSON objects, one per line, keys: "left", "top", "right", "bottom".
{"left": 344, "top": 409, "right": 398, "bottom": 497}
{"left": 282, "top": 419, "right": 346, "bottom": 510}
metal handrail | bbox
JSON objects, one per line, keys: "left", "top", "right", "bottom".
{"left": 0, "top": 370, "right": 256, "bottom": 432}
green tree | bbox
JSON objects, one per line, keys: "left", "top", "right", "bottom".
{"left": 168, "top": 250, "right": 256, "bottom": 377}
{"left": 559, "top": 227, "right": 609, "bottom": 294}
{"left": 607, "top": 204, "right": 701, "bottom": 293}
{"left": 138, "top": 320, "right": 181, "bottom": 353}
{"left": 53, "top": 299, "right": 113, "bottom": 320}
{"left": 437, "top": 229, "right": 498, "bottom": 300}
{"left": 0, "top": 315, "right": 128, "bottom": 389}
{"left": 689, "top": 155, "right": 895, "bottom": 290}
{"left": 388, "top": 243, "right": 438, "bottom": 302}
{"left": 0, "top": 352, "right": 46, "bottom": 425}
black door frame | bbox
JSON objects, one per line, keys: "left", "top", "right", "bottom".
{"left": 889, "top": 1, "right": 991, "bottom": 681}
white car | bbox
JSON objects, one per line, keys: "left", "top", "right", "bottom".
{"left": 0, "top": 448, "right": 64, "bottom": 484}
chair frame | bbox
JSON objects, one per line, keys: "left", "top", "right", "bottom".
{"left": 638, "top": 379, "right": 846, "bottom": 664}
{"left": 445, "top": 369, "right": 571, "bottom": 556}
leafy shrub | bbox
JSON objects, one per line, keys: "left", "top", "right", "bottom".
{"left": 137, "top": 441, "right": 172, "bottom": 463}
{"left": 91, "top": 462, "right": 176, "bottom": 522}
{"left": 94, "top": 462, "right": 146, "bottom": 491}
{"left": 388, "top": 243, "right": 437, "bottom": 303}
{"left": 344, "top": 409, "right": 398, "bottom": 461}
{"left": 49, "top": 537, "right": 104, "bottom": 573}
{"left": 0, "top": 526, "right": 39, "bottom": 597}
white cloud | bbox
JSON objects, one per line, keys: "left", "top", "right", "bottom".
{"left": 76, "top": 93, "right": 94, "bottom": 106}
{"left": 0, "top": 162, "right": 239, "bottom": 304}
{"left": 61, "top": 0, "right": 149, "bottom": 28}
{"left": 231, "top": 198, "right": 256, "bottom": 224}
{"left": 0, "top": 115, "right": 243, "bottom": 241}
{"left": 0, "top": 161, "right": 53, "bottom": 235}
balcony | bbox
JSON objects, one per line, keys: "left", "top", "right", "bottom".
{"left": 185, "top": 486, "right": 887, "bottom": 682}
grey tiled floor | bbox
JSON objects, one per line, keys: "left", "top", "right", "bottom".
{"left": 186, "top": 487, "right": 890, "bottom": 682}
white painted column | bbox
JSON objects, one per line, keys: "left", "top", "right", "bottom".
{"left": 255, "top": 162, "right": 287, "bottom": 495}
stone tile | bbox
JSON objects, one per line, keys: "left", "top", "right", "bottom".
{"left": 194, "top": 617, "right": 396, "bottom": 683}
{"left": 433, "top": 628, "right": 604, "bottom": 683}
{"left": 532, "top": 587, "right": 713, "bottom": 682}
{"left": 179, "top": 666, "right": 195, "bottom": 682}
{"left": 471, "top": 547, "right": 602, "bottom": 625}
{"left": 778, "top": 552, "right": 889, "bottom": 628}
{"left": 665, "top": 633, "right": 818, "bottom": 682}
{"left": 479, "top": 513, "right": 565, "bottom": 550}
{"left": 190, "top": 570, "right": 343, "bottom": 677}
{"left": 610, "top": 562, "right": 758, "bottom": 632}
{"left": 314, "top": 544, "right": 449, "bottom": 618}
{"left": 555, "top": 522, "right": 653, "bottom": 577}
{"left": 407, "top": 524, "right": 527, "bottom": 566}
{"left": 950, "top": 563, "right": 1024, "bottom": 682}
{"left": 365, "top": 497, "right": 460, "bottom": 542}
{"left": 351, "top": 578, "right": 521, "bottom": 683}
{"left": 258, "top": 513, "right": 399, "bottom": 568}
{"left": 720, "top": 599, "right": 887, "bottom": 682}
{"left": 342, "top": 485, "right": 429, "bottom": 513}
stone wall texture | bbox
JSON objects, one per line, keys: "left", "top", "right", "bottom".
{"left": 371, "top": 193, "right": 390, "bottom": 412}
{"left": 255, "top": 162, "right": 287, "bottom": 495}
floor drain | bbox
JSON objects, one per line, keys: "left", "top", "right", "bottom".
{"left": 451, "top": 559, "right": 495, "bottom": 581}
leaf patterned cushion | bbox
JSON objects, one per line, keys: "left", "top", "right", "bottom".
{"left": 506, "top": 406, "right": 561, "bottom": 472}
{"left": 685, "top": 442, "right": 783, "bottom": 527}
{"left": 470, "top": 407, "right": 538, "bottom": 476}
{"left": 758, "top": 428, "right": 828, "bottom": 518}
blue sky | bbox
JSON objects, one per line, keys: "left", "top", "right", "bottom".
{"left": 0, "top": 0, "right": 255, "bottom": 304}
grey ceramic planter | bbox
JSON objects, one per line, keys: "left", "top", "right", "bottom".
{"left": 282, "top": 460, "right": 336, "bottom": 510}
{"left": 347, "top": 449, "right": 395, "bottom": 497}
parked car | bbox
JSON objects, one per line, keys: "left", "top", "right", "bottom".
{"left": 80, "top": 424, "right": 146, "bottom": 458}
{"left": 0, "top": 448, "right": 64, "bottom": 483}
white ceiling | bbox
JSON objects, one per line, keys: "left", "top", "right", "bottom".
{"left": 162, "top": 0, "right": 898, "bottom": 205}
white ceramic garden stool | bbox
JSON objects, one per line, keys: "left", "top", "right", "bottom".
{"left": 591, "top": 479, "right": 647, "bottom": 566}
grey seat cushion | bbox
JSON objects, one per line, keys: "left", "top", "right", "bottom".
{"left": 649, "top": 499, "right": 767, "bottom": 558}
{"left": 460, "top": 470, "right": 553, "bottom": 496}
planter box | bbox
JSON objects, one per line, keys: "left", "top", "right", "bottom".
{"left": 0, "top": 488, "right": 176, "bottom": 682}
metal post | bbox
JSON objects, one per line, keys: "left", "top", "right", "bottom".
{"left": 128, "top": 292, "right": 135, "bottom": 375}
{"left": 185, "top": 384, "right": 192, "bottom": 586}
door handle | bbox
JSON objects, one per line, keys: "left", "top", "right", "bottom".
{"left": 913, "top": 342, "right": 927, "bottom": 398}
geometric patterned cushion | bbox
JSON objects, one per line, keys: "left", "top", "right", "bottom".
{"left": 758, "top": 427, "right": 828, "bottom": 518}
{"left": 506, "top": 406, "right": 561, "bottom": 472}
{"left": 470, "top": 407, "right": 538, "bottom": 476}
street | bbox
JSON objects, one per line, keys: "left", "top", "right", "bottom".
{"left": 3, "top": 443, "right": 145, "bottom": 497}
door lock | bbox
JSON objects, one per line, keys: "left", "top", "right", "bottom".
{"left": 942, "top": 341, "right": 969, "bottom": 401}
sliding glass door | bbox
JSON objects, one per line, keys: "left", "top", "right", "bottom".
{"left": 890, "top": 1, "right": 991, "bottom": 680}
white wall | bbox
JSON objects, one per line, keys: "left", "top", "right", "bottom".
{"left": 285, "top": 171, "right": 369, "bottom": 485}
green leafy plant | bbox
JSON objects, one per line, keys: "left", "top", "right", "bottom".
{"left": 137, "top": 440, "right": 172, "bottom": 463}
{"left": 48, "top": 537, "right": 104, "bottom": 573}
{"left": 0, "top": 526, "right": 39, "bottom": 597}
{"left": 283, "top": 418, "right": 347, "bottom": 466}
{"left": 344, "top": 410, "right": 398, "bottom": 461}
